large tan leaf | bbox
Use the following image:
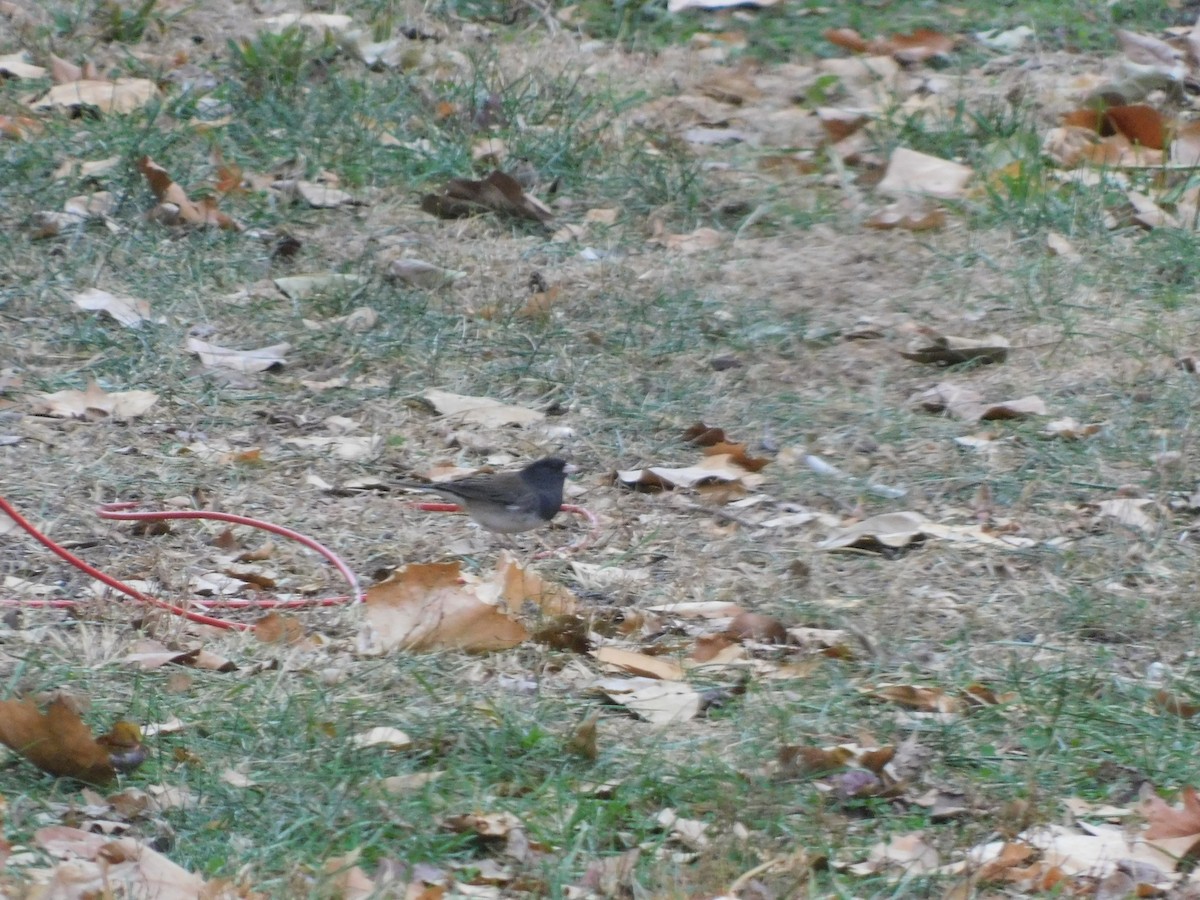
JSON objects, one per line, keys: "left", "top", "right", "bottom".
{"left": 71, "top": 288, "right": 158, "bottom": 328}
{"left": 358, "top": 562, "right": 529, "bottom": 653}
{"left": 35, "top": 827, "right": 209, "bottom": 898}
{"left": 421, "top": 389, "right": 544, "bottom": 427}
{"left": 32, "top": 379, "right": 158, "bottom": 420}
{"left": 186, "top": 338, "right": 289, "bottom": 372}
{"left": 592, "top": 677, "right": 703, "bottom": 725}
{"left": 877, "top": 147, "right": 973, "bottom": 199}
{"left": 31, "top": 78, "right": 158, "bottom": 114}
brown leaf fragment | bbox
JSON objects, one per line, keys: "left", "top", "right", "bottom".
{"left": 823, "top": 27, "right": 872, "bottom": 53}
{"left": 0, "top": 698, "right": 144, "bottom": 784}
{"left": 31, "top": 78, "right": 159, "bottom": 115}
{"left": 878, "top": 147, "right": 973, "bottom": 199}
{"left": 866, "top": 198, "right": 946, "bottom": 231}
{"left": 592, "top": 647, "right": 685, "bottom": 681}
{"left": 870, "top": 684, "right": 966, "bottom": 714}
{"left": 888, "top": 29, "right": 957, "bottom": 64}
{"left": 901, "top": 332, "right": 1009, "bottom": 365}
{"left": 574, "top": 848, "right": 640, "bottom": 898}
{"left": 1042, "top": 417, "right": 1104, "bottom": 440}
{"left": 186, "top": 337, "right": 288, "bottom": 372}
{"left": 137, "top": 156, "right": 241, "bottom": 230}
{"left": 1142, "top": 785, "right": 1200, "bottom": 839}
{"left": 979, "top": 395, "right": 1046, "bottom": 420}
{"left": 1115, "top": 29, "right": 1187, "bottom": 79}
{"left": 683, "top": 422, "right": 727, "bottom": 446}
{"left": 358, "top": 561, "right": 529, "bottom": 653}
{"left": 254, "top": 612, "right": 306, "bottom": 645}
{"left": 702, "top": 441, "right": 770, "bottom": 471}
{"left": 1104, "top": 104, "right": 1167, "bottom": 149}
{"left": 32, "top": 379, "right": 158, "bottom": 421}
{"left": 1154, "top": 690, "right": 1200, "bottom": 718}
{"left": 566, "top": 712, "right": 599, "bottom": 761}
{"left": 725, "top": 611, "right": 787, "bottom": 643}
{"left": 778, "top": 744, "right": 854, "bottom": 778}
{"left": 421, "top": 170, "right": 552, "bottom": 224}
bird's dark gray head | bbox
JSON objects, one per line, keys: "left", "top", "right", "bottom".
{"left": 520, "top": 457, "right": 571, "bottom": 516}
{"left": 524, "top": 457, "right": 568, "bottom": 477}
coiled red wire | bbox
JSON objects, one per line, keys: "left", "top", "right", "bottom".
{"left": 0, "top": 495, "right": 598, "bottom": 630}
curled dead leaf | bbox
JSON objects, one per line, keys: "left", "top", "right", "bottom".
{"left": 421, "top": 170, "right": 552, "bottom": 224}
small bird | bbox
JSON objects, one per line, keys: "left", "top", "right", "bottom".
{"left": 397, "top": 457, "right": 573, "bottom": 534}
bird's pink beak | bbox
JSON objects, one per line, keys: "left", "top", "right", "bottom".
{"left": 564, "top": 463, "right": 580, "bottom": 475}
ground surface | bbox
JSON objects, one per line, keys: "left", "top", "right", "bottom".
{"left": 4, "top": 0, "right": 1200, "bottom": 897}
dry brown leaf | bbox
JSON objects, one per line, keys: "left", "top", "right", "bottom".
{"left": 137, "top": 156, "right": 241, "bottom": 230}
{"left": 1115, "top": 28, "right": 1187, "bottom": 79}
{"left": 592, "top": 647, "right": 685, "bottom": 681}
{"left": 877, "top": 147, "right": 973, "bottom": 199}
{"left": 817, "top": 106, "right": 872, "bottom": 142}
{"left": 420, "top": 388, "right": 544, "bottom": 427}
{"left": 690, "top": 633, "right": 738, "bottom": 663}
{"left": 0, "top": 52, "right": 45, "bottom": 79}
{"left": 253, "top": 612, "right": 306, "bottom": 645}
{"left": 490, "top": 552, "right": 579, "bottom": 617}
{"left": 273, "top": 273, "right": 367, "bottom": 299}
{"left": 726, "top": 611, "right": 787, "bottom": 643}
{"left": 35, "top": 826, "right": 212, "bottom": 897}
{"left": 32, "top": 379, "right": 158, "bottom": 421}
{"left": 914, "top": 382, "right": 1045, "bottom": 422}
{"left": 1143, "top": 787, "right": 1200, "bottom": 839}
{"left": 385, "top": 258, "right": 465, "bottom": 288}
{"left": 849, "top": 831, "right": 940, "bottom": 876}
{"left": 1046, "top": 231, "right": 1081, "bottom": 260}
{"left": 566, "top": 712, "right": 599, "bottom": 761}
{"left": 616, "top": 454, "right": 765, "bottom": 492}
{"left": 592, "top": 677, "right": 704, "bottom": 725}
{"left": 286, "top": 179, "right": 358, "bottom": 208}
{"left": 1172, "top": 120, "right": 1200, "bottom": 166}
{"left": 701, "top": 440, "right": 769, "bottom": 471}
{"left": 979, "top": 396, "right": 1046, "bottom": 420}
{"left": 683, "top": 422, "right": 728, "bottom": 446}
{"left": 869, "top": 684, "right": 966, "bottom": 714}
{"left": 584, "top": 207, "right": 619, "bottom": 225}
{"left": 1095, "top": 498, "right": 1155, "bottom": 532}
{"left": 866, "top": 198, "right": 947, "bottom": 231}
{"left": 186, "top": 337, "right": 289, "bottom": 373}
{"left": 900, "top": 332, "right": 1009, "bottom": 365}
{"left": 48, "top": 53, "right": 85, "bottom": 83}
{"left": 1153, "top": 690, "right": 1200, "bottom": 719}
{"left": 826, "top": 27, "right": 955, "bottom": 63}
{"left": 0, "top": 114, "right": 41, "bottom": 140}
{"left": 1042, "top": 417, "right": 1104, "bottom": 440}
{"left": 31, "top": 78, "right": 159, "bottom": 115}
{"left": 817, "top": 511, "right": 929, "bottom": 551}
{"left": 1104, "top": 104, "right": 1168, "bottom": 149}
{"left": 443, "top": 810, "right": 524, "bottom": 839}
{"left": 420, "top": 170, "right": 552, "bottom": 224}
{"left": 123, "top": 640, "right": 238, "bottom": 672}
{"left": 0, "top": 698, "right": 145, "bottom": 784}
{"left": 71, "top": 288, "right": 159, "bottom": 328}
{"left": 358, "top": 561, "right": 528, "bottom": 653}
{"left": 352, "top": 727, "right": 413, "bottom": 750}
{"left": 658, "top": 226, "right": 725, "bottom": 254}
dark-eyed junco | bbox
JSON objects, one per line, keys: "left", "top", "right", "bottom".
{"left": 397, "top": 457, "right": 574, "bottom": 534}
